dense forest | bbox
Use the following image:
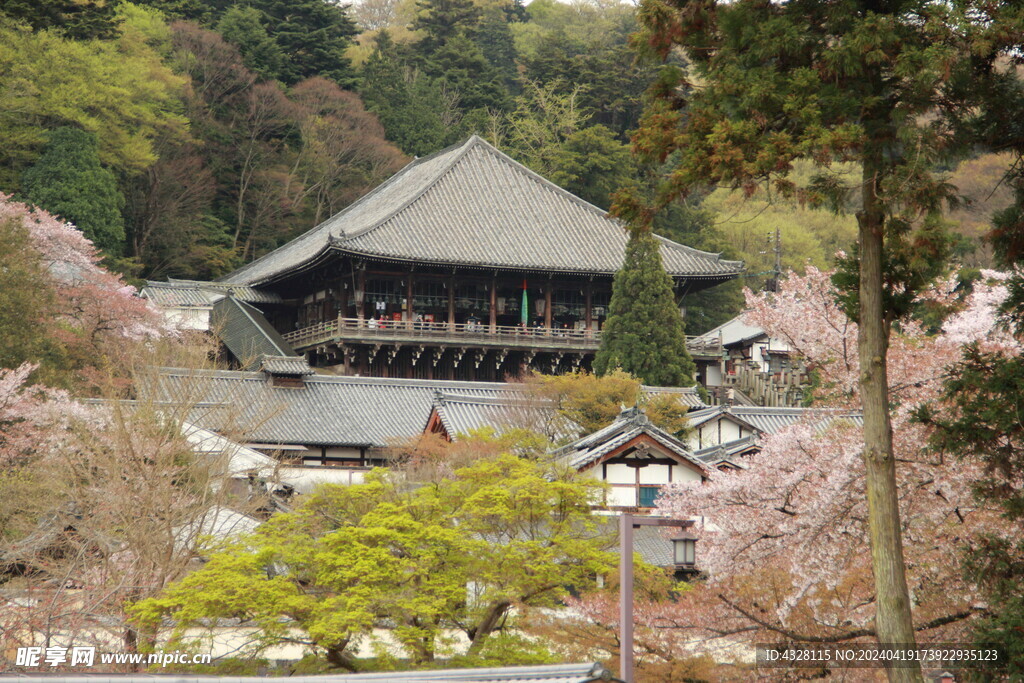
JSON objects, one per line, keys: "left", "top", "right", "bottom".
{"left": 0, "top": 0, "right": 1011, "bottom": 332}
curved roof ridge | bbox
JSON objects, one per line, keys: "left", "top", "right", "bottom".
{"left": 338, "top": 136, "right": 479, "bottom": 242}
{"left": 219, "top": 140, "right": 469, "bottom": 285}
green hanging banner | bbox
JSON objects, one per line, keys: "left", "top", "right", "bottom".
{"left": 521, "top": 279, "right": 529, "bottom": 326}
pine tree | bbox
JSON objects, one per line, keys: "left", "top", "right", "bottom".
{"left": 359, "top": 32, "right": 448, "bottom": 156}
{"left": 21, "top": 127, "right": 126, "bottom": 255}
{"left": 216, "top": 5, "right": 284, "bottom": 82}
{"left": 594, "top": 228, "right": 695, "bottom": 387}
{"left": 247, "top": 0, "right": 358, "bottom": 86}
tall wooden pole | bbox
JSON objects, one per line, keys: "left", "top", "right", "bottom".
{"left": 619, "top": 514, "right": 634, "bottom": 683}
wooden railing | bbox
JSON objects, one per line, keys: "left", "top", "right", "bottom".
{"left": 282, "top": 316, "right": 723, "bottom": 356}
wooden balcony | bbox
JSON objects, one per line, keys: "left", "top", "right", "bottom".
{"left": 282, "top": 317, "right": 724, "bottom": 357}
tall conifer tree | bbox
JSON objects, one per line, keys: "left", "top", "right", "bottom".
{"left": 594, "top": 228, "right": 695, "bottom": 387}
{"left": 21, "top": 127, "right": 125, "bottom": 255}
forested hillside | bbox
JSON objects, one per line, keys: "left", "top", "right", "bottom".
{"left": 0, "top": 0, "right": 1010, "bottom": 332}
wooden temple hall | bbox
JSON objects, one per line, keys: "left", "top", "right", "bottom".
{"left": 146, "top": 136, "right": 743, "bottom": 381}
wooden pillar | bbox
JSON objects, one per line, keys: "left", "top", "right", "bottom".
{"left": 357, "top": 267, "right": 366, "bottom": 323}
{"left": 489, "top": 276, "right": 497, "bottom": 332}
{"left": 406, "top": 273, "right": 414, "bottom": 328}
{"left": 448, "top": 274, "right": 455, "bottom": 329}
{"left": 544, "top": 283, "right": 552, "bottom": 330}
{"left": 585, "top": 281, "right": 593, "bottom": 332}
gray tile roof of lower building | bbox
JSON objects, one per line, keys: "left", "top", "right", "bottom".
{"left": 554, "top": 408, "right": 709, "bottom": 474}
{"left": 220, "top": 136, "right": 743, "bottom": 286}
{"left": 685, "top": 406, "right": 864, "bottom": 436}
{"left": 432, "top": 391, "right": 571, "bottom": 440}
{"left": 212, "top": 297, "right": 296, "bottom": 363}
{"left": 150, "top": 369, "right": 525, "bottom": 448}
{"left": 142, "top": 280, "right": 284, "bottom": 306}
{"left": 695, "top": 435, "right": 760, "bottom": 467}
{"left": 258, "top": 355, "right": 315, "bottom": 376}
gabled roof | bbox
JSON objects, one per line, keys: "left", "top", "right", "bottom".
{"left": 428, "top": 386, "right": 706, "bottom": 441}
{"left": 694, "top": 434, "right": 760, "bottom": 468}
{"left": 692, "top": 314, "right": 770, "bottom": 347}
{"left": 555, "top": 408, "right": 710, "bottom": 474}
{"left": 151, "top": 369, "right": 526, "bottom": 448}
{"left": 141, "top": 279, "right": 284, "bottom": 307}
{"left": 429, "top": 391, "right": 568, "bottom": 441}
{"left": 211, "top": 297, "right": 296, "bottom": 362}
{"left": 257, "top": 354, "right": 315, "bottom": 376}
{"left": 686, "top": 405, "right": 865, "bottom": 435}
{"left": 220, "top": 136, "right": 744, "bottom": 286}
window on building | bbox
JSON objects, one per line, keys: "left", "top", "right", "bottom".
{"left": 638, "top": 485, "right": 661, "bottom": 508}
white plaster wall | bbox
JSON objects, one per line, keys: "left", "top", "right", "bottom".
{"left": 604, "top": 463, "right": 634, "bottom": 484}
{"left": 638, "top": 463, "right": 672, "bottom": 484}
{"left": 278, "top": 467, "right": 366, "bottom": 493}
{"left": 608, "top": 487, "right": 637, "bottom": 507}
{"left": 672, "top": 464, "right": 703, "bottom": 483}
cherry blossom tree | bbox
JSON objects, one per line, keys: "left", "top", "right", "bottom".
{"left": 0, "top": 194, "right": 166, "bottom": 388}
{"left": 565, "top": 269, "right": 1019, "bottom": 673}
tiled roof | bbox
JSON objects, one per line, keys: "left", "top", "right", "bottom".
{"left": 141, "top": 280, "right": 284, "bottom": 306}
{"left": 555, "top": 408, "right": 709, "bottom": 474}
{"left": 431, "top": 391, "right": 570, "bottom": 440}
{"left": 639, "top": 384, "right": 707, "bottom": 408}
{"left": 258, "top": 355, "right": 315, "bottom": 376}
{"left": 181, "top": 421, "right": 277, "bottom": 476}
{"left": 695, "top": 434, "right": 760, "bottom": 467}
{"left": 151, "top": 369, "right": 525, "bottom": 448}
{"left": 432, "top": 386, "right": 705, "bottom": 441}
{"left": 212, "top": 297, "right": 296, "bottom": 362}
{"left": 221, "top": 136, "right": 744, "bottom": 285}
{"left": 687, "top": 405, "right": 865, "bottom": 435}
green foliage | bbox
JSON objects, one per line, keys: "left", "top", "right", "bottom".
{"left": 0, "top": 217, "right": 67, "bottom": 383}
{"left": 216, "top": 5, "right": 284, "bottom": 81}
{"left": 527, "top": 369, "right": 692, "bottom": 439}
{"left": 359, "top": 33, "right": 449, "bottom": 157}
{"left": 547, "top": 125, "right": 635, "bottom": 210}
{"left": 132, "top": 453, "right": 615, "bottom": 668}
{"left": 21, "top": 127, "right": 126, "bottom": 254}
{"left": 0, "top": 9, "right": 188, "bottom": 185}
{"left": 246, "top": 0, "right": 358, "bottom": 86}
{"left": 426, "top": 33, "right": 510, "bottom": 114}
{"left": 922, "top": 345, "right": 1024, "bottom": 675}
{"left": 0, "top": 0, "right": 121, "bottom": 40}
{"left": 594, "top": 230, "right": 696, "bottom": 387}
{"left": 411, "top": 0, "right": 480, "bottom": 55}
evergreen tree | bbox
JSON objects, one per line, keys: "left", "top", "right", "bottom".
{"left": 216, "top": 5, "right": 284, "bottom": 81}
{"left": 411, "top": 0, "right": 481, "bottom": 55}
{"left": 21, "top": 127, "right": 126, "bottom": 254}
{"left": 359, "top": 32, "right": 448, "bottom": 156}
{"left": 475, "top": 5, "right": 518, "bottom": 90}
{"left": 594, "top": 229, "right": 695, "bottom": 387}
{"left": 428, "top": 33, "right": 510, "bottom": 114}
{"left": 0, "top": 0, "right": 121, "bottom": 40}
{"left": 548, "top": 125, "right": 634, "bottom": 210}
{"left": 247, "top": 0, "right": 358, "bottom": 86}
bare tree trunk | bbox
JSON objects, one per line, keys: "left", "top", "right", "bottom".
{"left": 858, "top": 159, "right": 921, "bottom": 683}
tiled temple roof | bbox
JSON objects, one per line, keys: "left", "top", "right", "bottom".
{"left": 221, "top": 136, "right": 744, "bottom": 286}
